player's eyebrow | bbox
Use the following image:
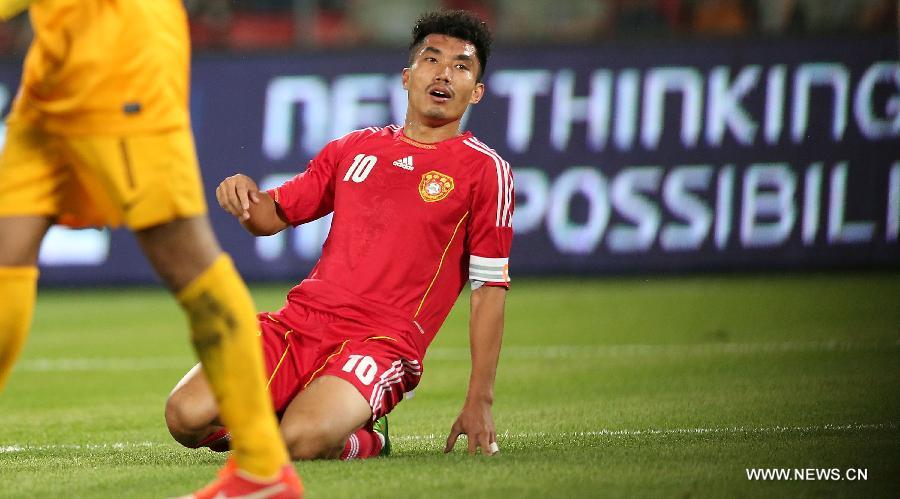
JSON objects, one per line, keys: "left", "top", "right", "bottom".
{"left": 422, "top": 46, "right": 475, "bottom": 63}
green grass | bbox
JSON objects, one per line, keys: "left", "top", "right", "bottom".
{"left": 1, "top": 272, "right": 898, "bottom": 498}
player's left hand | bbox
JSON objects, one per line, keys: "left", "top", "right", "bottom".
{"left": 444, "top": 401, "right": 498, "bottom": 456}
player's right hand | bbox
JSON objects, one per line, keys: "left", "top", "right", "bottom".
{"left": 216, "top": 174, "right": 260, "bottom": 221}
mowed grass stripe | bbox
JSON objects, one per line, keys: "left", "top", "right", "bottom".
{"left": 14, "top": 338, "right": 900, "bottom": 372}
{"left": 2, "top": 421, "right": 895, "bottom": 454}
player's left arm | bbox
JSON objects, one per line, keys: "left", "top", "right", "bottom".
{"left": 445, "top": 149, "right": 514, "bottom": 456}
{"left": 444, "top": 284, "right": 507, "bottom": 456}
{"left": 0, "top": 0, "right": 32, "bottom": 21}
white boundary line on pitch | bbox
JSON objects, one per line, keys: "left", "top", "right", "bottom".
{"left": 0, "top": 441, "right": 156, "bottom": 453}
{"left": 1, "top": 422, "right": 894, "bottom": 454}
{"left": 16, "top": 357, "right": 193, "bottom": 372}
{"left": 395, "top": 422, "right": 898, "bottom": 442}
{"left": 14, "top": 339, "right": 900, "bottom": 372}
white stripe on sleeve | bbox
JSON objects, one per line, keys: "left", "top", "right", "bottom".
{"left": 463, "top": 138, "right": 513, "bottom": 227}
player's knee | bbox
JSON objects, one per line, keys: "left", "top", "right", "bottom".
{"left": 282, "top": 418, "right": 345, "bottom": 461}
{"left": 165, "top": 391, "right": 211, "bottom": 447}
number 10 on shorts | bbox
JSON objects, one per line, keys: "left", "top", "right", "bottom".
{"left": 342, "top": 354, "right": 377, "bottom": 385}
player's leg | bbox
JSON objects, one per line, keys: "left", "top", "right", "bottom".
{"left": 0, "top": 124, "right": 64, "bottom": 392}
{"left": 164, "top": 363, "right": 226, "bottom": 449}
{"left": 60, "top": 129, "right": 292, "bottom": 481}
{"left": 280, "top": 336, "right": 420, "bottom": 461}
{"left": 167, "top": 312, "right": 300, "bottom": 452}
{"left": 168, "top": 369, "right": 387, "bottom": 460}
{"left": 279, "top": 375, "right": 374, "bottom": 460}
{"left": 0, "top": 216, "right": 51, "bottom": 391}
{"left": 135, "top": 214, "right": 290, "bottom": 475}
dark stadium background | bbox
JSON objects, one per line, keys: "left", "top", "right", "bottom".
{"left": 0, "top": 0, "right": 895, "bottom": 284}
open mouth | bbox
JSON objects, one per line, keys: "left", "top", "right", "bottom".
{"left": 429, "top": 88, "right": 452, "bottom": 102}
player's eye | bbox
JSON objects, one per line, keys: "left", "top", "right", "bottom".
{"left": 456, "top": 64, "right": 470, "bottom": 71}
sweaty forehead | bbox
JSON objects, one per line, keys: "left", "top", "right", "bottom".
{"left": 418, "top": 34, "right": 478, "bottom": 58}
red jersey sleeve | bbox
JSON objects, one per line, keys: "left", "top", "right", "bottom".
{"left": 268, "top": 134, "right": 346, "bottom": 226}
{"left": 466, "top": 150, "right": 514, "bottom": 288}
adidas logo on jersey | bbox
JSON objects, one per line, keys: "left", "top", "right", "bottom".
{"left": 392, "top": 156, "right": 414, "bottom": 171}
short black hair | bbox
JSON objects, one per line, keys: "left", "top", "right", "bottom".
{"left": 409, "top": 10, "right": 493, "bottom": 82}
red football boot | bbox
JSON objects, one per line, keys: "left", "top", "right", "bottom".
{"left": 183, "top": 458, "right": 303, "bottom": 499}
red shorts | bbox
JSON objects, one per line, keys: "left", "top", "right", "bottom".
{"left": 257, "top": 305, "right": 423, "bottom": 421}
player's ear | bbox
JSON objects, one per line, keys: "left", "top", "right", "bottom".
{"left": 469, "top": 82, "right": 484, "bottom": 105}
{"left": 402, "top": 68, "right": 411, "bottom": 90}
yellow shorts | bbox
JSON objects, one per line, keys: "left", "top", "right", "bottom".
{"left": 0, "top": 123, "right": 207, "bottom": 230}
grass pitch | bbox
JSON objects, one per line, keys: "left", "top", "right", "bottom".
{"left": 0, "top": 272, "right": 898, "bottom": 498}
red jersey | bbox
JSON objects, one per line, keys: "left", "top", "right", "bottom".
{"left": 269, "top": 125, "right": 514, "bottom": 355}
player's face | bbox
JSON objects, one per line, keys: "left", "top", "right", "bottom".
{"left": 402, "top": 34, "right": 485, "bottom": 127}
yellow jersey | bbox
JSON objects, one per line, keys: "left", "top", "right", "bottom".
{"left": 7, "top": 0, "right": 190, "bottom": 135}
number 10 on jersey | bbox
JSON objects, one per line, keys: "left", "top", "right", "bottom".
{"left": 342, "top": 354, "right": 377, "bottom": 385}
{"left": 343, "top": 154, "right": 377, "bottom": 183}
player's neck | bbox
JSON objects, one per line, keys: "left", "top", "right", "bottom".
{"left": 402, "top": 118, "right": 462, "bottom": 144}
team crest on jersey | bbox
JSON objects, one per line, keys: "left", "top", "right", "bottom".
{"left": 419, "top": 171, "right": 455, "bottom": 202}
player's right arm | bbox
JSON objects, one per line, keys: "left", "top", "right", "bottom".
{"left": 0, "top": 0, "right": 32, "bottom": 21}
{"left": 216, "top": 174, "right": 288, "bottom": 236}
{"left": 218, "top": 130, "right": 367, "bottom": 235}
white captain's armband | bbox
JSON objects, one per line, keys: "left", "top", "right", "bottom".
{"left": 469, "top": 256, "right": 510, "bottom": 289}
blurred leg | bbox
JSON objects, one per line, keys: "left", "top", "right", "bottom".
{"left": 135, "top": 215, "right": 289, "bottom": 477}
{"left": 0, "top": 216, "right": 51, "bottom": 391}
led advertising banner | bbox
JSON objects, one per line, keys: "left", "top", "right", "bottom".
{"left": 0, "top": 37, "right": 896, "bottom": 283}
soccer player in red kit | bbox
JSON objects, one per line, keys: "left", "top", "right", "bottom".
{"left": 165, "top": 9, "right": 512, "bottom": 461}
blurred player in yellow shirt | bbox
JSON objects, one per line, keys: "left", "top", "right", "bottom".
{"left": 0, "top": 1, "right": 302, "bottom": 497}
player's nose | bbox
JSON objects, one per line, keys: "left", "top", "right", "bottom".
{"left": 434, "top": 64, "right": 451, "bottom": 82}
